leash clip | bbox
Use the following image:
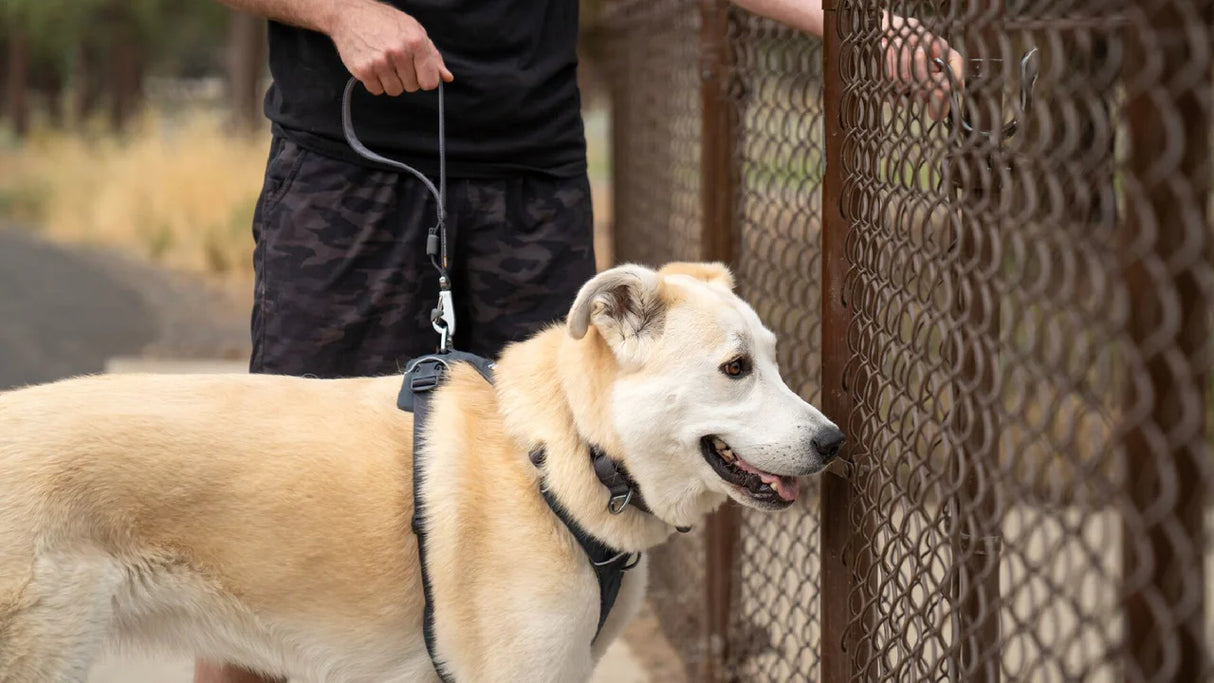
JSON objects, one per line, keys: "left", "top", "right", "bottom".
{"left": 432, "top": 285, "right": 456, "bottom": 353}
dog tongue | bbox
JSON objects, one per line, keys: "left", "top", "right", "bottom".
{"left": 773, "top": 476, "right": 800, "bottom": 501}
{"left": 735, "top": 458, "right": 800, "bottom": 501}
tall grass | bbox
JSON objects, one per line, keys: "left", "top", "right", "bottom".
{"left": 0, "top": 104, "right": 613, "bottom": 277}
{"left": 0, "top": 112, "right": 269, "bottom": 278}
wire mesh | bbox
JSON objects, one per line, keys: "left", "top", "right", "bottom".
{"left": 833, "top": 0, "right": 1210, "bottom": 681}
{"left": 725, "top": 10, "right": 827, "bottom": 682}
{"left": 603, "top": 0, "right": 703, "bottom": 267}
{"left": 601, "top": 0, "right": 709, "bottom": 672}
{"left": 600, "top": 0, "right": 1210, "bottom": 680}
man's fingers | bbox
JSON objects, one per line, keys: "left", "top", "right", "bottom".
{"left": 927, "top": 90, "right": 948, "bottom": 121}
{"left": 885, "top": 46, "right": 900, "bottom": 91}
{"left": 413, "top": 48, "right": 443, "bottom": 90}
{"left": 388, "top": 50, "right": 420, "bottom": 93}
{"left": 412, "top": 44, "right": 451, "bottom": 90}
{"left": 879, "top": 12, "right": 965, "bottom": 121}
{"left": 899, "top": 46, "right": 915, "bottom": 86}
{"left": 357, "top": 68, "right": 386, "bottom": 96}
{"left": 912, "top": 47, "right": 936, "bottom": 85}
{"left": 429, "top": 46, "right": 454, "bottom": 84}
{"left": 948, "top": 49, "right": 966, "bottom": 88}
{"left": 376, "top": 60, "right": 406, "bottom": 96}
{"left": 416, "top": 66, "right": 440, "bottom": 91}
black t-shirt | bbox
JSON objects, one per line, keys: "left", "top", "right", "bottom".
{"left": 263, "top": 1, "right": 586, "bottom": 178}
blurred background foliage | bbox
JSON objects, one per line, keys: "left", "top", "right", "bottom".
{"left": 0, "top": 0, "right": 610, "bottom": 277}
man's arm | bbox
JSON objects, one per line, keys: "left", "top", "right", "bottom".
{"left": 216, "top": 0, "right": 453, "bottom": 96}
{"left": 728, "top": 0, "right": 825, "bottom": 37}
{"left": 727, "top": 0, "right": 963, "bottom": 120}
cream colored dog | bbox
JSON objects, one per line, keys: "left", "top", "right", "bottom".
{"left": 0, "top": 262, "right": 843, "bottom": 682}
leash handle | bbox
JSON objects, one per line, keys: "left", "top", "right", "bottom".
{"left": 341, "top": 77, "right": 454, "bottom": 350}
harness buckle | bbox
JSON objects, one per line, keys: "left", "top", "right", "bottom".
{"left": 607, "top": 488, "right": 633, "bottom": 515}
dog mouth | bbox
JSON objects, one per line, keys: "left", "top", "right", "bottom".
{"left": 700, "top": 436, "right": 799, "bottom": 508}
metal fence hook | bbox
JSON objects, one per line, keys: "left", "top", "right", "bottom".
{"left": 935, "top": 47, "right": 1040, "bottom": 140}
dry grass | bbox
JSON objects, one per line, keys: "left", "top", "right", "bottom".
{"left": 0, "top": 111, "right": 268, "bottom": 279}
{"left": 0, "top": 106, "right": 614, "bottom": 279}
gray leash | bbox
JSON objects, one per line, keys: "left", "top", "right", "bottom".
{"left": 341, "top": 77, "right": 455, "bottom": 351}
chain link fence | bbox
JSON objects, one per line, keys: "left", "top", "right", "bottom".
{"left": 601, "top": 2, "right": 708, "bottom": 676}
{"left": 598, "top": 0, "right": 1210, "bottom": 680}
{"left": 726, "top": 12, "right": 826, "bottom": 682}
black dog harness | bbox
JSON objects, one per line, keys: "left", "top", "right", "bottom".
{"left": 399, "top": 353, "right": 650, "bottom": 682}
{"left": 346, "top": 74, "right": 663, "bottom": 682}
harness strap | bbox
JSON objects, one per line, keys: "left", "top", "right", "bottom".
{"left": 538, "top": 478, "right": 640, "bottom": 638}
{"left": 401, "top": 354, "right": 658, "bottom": 678}
{"left": 404, "top": 353, "right": 496, "bottom": 683}
{"left": 398, "top": 351, "right": 496, "bottom": 412}
{"left": 405, "top": 356, "right": 458, "bottom": 683}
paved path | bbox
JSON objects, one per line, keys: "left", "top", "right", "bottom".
{"left": 0, "top": 230, "right": 158, "bottom": 390}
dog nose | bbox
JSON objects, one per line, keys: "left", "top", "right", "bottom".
{"left": 812, "top": 427, "right": 846, "bottom": 461}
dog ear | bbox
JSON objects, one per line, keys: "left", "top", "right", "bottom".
{"left": 567, "top": 264, "right": 666, "bottom": 351}
{"left": 657, "top": 261, "right": 734, "bottom": 290}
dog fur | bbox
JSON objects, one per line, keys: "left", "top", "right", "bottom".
{"left": 0, "top": 262, "right": 841, "bottom": 682}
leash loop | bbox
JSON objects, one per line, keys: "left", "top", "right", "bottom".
{"left": 342, "top": 77, "right": 454, "bottom": 351}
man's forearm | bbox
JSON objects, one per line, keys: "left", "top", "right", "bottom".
{"left": 217, "top": 0, "right": 451, "bottom": 95}
{"left": 728, "top": 0, "right": 825, "bottom": 37}
{"left": 215, "top": 0, "right": 368, "bottom": 35}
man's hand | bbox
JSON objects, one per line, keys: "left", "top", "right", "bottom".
{"left": 881, "top": 13, "right": 964, "bottom": 121}
{"left": 329, "top": 1, "right": 454, "bottom": 96}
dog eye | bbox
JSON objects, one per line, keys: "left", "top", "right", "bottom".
{"left": 721, "top": 356, "right": 752, "bottom": 378}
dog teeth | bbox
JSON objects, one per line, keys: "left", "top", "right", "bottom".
{"left": 711, "top": 437, "right": 736, "bottom": 462}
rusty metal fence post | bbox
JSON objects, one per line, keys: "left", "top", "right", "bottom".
{"left": 819, "top": 2, "right": 863, "bottom": 681}
{"left": 700, "top": 0, "right": 741, "bottom": 680}
{"left": 1120, "top": 0, "right": 1210, "bottom": 679}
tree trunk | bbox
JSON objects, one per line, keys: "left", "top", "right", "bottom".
{"left": 108, "top": 33, "right": 144, "bottom": 132}
{"left": 76, "top": 40, "right": 103, "bottom": 123}
{"left": 6, "top": 25, "right": 29, "bottom": 136}
{"left": 226, "top": 10, "right": 267, "bottom": 134}
{"left": 93, "top": 3, "right": 145, "bottom": 133}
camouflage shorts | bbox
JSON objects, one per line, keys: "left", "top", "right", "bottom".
{"left": 250, "top": 137, "right": 595, "bottom": 377}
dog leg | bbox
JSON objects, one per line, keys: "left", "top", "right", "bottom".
{"left": 0, "top": 553, "right": 121, "bottom": 683}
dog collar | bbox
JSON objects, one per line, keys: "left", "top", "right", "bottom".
{"left": 589, "top": 445, "right": 652, "bottom": 515}
{"left": 529, "top": 446, "right": 692, "bottom": 532}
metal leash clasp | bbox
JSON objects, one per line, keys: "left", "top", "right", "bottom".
{"left": 432, "top": 277, "right": 456, "bottom": 353}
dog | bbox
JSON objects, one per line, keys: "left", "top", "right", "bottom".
{"left": 0, "top": 261, "right": 843, "bottom": 682}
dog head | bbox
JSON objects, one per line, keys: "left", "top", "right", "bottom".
{"left": 567, "top": 262, "right": 843, "bottom": 524}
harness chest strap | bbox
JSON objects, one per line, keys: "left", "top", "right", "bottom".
{"left": 401, "top": 356, "right": 462, "bottom": 683}
{"left": 530, "top": 446, "right": 642, "bottom": 635}
{"left": 400, "top": 354, "right": 642, "bottom": 682}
